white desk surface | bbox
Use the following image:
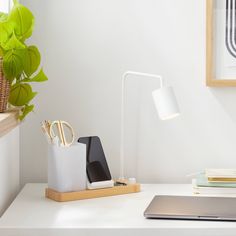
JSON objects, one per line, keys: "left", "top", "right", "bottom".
{"left": 1, "top": 183, "right": 236, "bottom": 236}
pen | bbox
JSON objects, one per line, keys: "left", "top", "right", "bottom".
{"left": 41, "top": 124, "right": 51, "bottom": 144}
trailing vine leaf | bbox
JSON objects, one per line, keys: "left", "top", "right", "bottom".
{"left": 9, "top": 83, "right": 37, "bottom": 106}
{"left": 2, "top": 31, "right": 26, "bottom": 50}
{"left": 29, "top": 68, "right": 48, "bottom": 82}
{"left": 3, "top": 49, "right": 25, "bottom": 80}
{"left": 23, "top": 45, "right": 41, "bottom": 76}
{"left": 21, "top": 68, "right": 48, "bottom": 83}
{"left": 0, "top": 12, "right": 8, "bottom": 22}
{"left": 21, "top": 69, "right": 48, "bottom": 83}
{"left": 8, "top": 0, "right": 34, "bottom": 40}
{"left": 0, "top": 21, "right": 15, "bottom": 46}
{"left": 19, "top": 104, "right": 34, "bottom": 120}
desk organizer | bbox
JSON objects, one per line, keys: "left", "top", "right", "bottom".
{"left": 45, "top": 182, "right": 141, "bottom": 202}
{"left": 48, "top": 143, "right": 87, "bottom": 192}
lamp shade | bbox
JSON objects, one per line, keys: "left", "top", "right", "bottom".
{"left": 152, "top": 86, "right": 180, "bottom": 120}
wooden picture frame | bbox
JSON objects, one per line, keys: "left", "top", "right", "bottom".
{"left": 206, "top": 0, "right": 236, "bottom": 87}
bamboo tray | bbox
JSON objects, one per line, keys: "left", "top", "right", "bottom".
{"left": 45, "top": 183, "right": 141, "bottom": 202}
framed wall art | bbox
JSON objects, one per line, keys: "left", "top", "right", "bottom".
{"left": 206, "top": 0, "right": 236, "bottom": 86}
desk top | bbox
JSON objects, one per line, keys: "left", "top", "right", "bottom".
{"left": 1, "top": 184, "right": 236, "bottom": 235}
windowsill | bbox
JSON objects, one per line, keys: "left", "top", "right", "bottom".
{"left": 0, "top": 109, "right": 19, "bottom": 138}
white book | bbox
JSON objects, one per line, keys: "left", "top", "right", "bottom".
{"left": 192, "top": 179, "right": 236, "bottom": 195}
{"left": 205, "top": 169, "right": 236, "bottom": 178}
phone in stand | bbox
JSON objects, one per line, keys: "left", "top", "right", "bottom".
{"left": 78, "top": 136, "right": 112, "bottom": 183}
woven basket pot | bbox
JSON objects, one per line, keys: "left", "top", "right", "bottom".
{"left": 0, "top": 57, "right": 10, "bottom": 113}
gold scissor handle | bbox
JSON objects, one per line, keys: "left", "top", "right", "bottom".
{"left": 49, "top": 120, "right": 75, "bottom": 147}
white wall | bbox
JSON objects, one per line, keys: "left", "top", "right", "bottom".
{"left": 20, "top": 0, "right": 236, "bottom": 185}
{"left": 0, "top": 0, "right": 9, "bottom": 13}
{"left": 0, "top": 127, "right": 19, "bottom": 216}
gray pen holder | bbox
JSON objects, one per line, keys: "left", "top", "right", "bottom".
{"left": 48, "top": 143, "right": 86, "bottom": 192}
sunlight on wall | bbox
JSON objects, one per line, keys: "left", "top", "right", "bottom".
{"left": 0, "top": 0, "right": 10, "bottom": 13}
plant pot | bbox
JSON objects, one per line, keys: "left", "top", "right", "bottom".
{"left": 0, "top": 58, "right": 10, "bottom": 113}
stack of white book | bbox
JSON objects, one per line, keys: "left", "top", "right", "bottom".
{"left": 192, "top": 169, "right": 236, "bottom": 194}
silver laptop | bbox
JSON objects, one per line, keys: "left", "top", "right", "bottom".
{"left": 144, "top": 195, "right": 236, "bottom": 221}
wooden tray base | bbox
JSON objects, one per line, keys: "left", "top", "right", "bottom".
{"left": 45, "top": 183, "right": 141, "bottom": 202}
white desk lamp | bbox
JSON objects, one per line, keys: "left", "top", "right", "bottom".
{"left": 120, "top": 71, "right": 180, "bottom": 180}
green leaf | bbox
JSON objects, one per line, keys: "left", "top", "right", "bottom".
{"left": 30, "top": 68, "right": 48, "bottom": 82}
{"left": 23, "top": 46, "right": 41, "bottom": 76}
{"left": 9, "top": 83, "right": 37, "bottom": 106}
{"left": 19, "top": 104, "right": 34, "bottom": 120}
{"left": 8, "top": 2, "right": 34, "bottom": 40}
{"left": 3, "top": 49, "right": 25, "bottom": 80}
{"left": 21, "top": 69, "right": 48, "bottom": 83}
{"left": 0, "top": 12, "right": 8, "bottom": 22}
{"left": 0, "top": 21, "right": 15, "bottom": 46}
{"left": 2, "top": 31, "right": 26, "bottom": 50}
{"left": 0, "top": 48, "right": 3, "bottom": 57}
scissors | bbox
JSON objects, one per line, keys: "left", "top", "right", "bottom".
{"left": 49, "top": 120, "right": 75, "bottom": 147}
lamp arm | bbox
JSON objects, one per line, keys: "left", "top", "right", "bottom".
{"left": 119, "top": 71, "right": 163, "bottom": 180}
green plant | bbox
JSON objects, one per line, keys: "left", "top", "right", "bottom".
{"left": 0, "top": 0, "right": 48, "bottom": 120}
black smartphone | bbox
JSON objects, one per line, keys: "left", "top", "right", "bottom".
{"left": 78, "top": 136, "right": 112, "bottom": 183}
